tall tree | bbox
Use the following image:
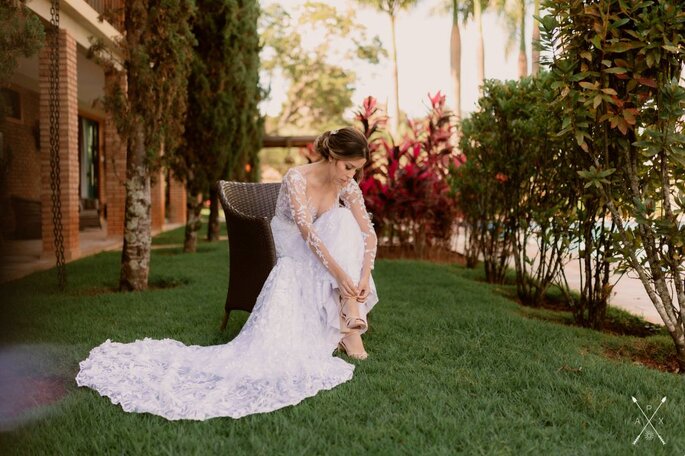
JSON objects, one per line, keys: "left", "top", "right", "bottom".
{"left": 462, "top": 0, "right": 487, "bottom": 89}
{"left": 530, "top": 0, "right": 540, "bottom": 75}
{"left": 493, "top": 0, "right": 528, "bottom": 78}
{"left": 94, "top": 0, "right": 195, "bottom": 290}
{"left": 169, "top": 0, "right": 262, "bottom": 252}
{"left": 435, "top": 0, "right": 485, "bottom": 137}
{"left": 516, "top": 0, "right": 527, "bottom": 77}
{"left": 261, "top": 2, "right": 384, "bottom": 133}
{"left": 355, "top": 0, "right": 419, "bottom": 134}
{"left": 449, "top": 0, "right": 462, "bottom": 123}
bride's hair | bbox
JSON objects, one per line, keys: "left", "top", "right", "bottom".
{"left": 314, "top": 127, "right": 369, "bottom": 163}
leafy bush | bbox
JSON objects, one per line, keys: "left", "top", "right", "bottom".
{"left": 450, "top": 76, "right": 576, "bottom": 288}
{"left": 449, "top": 74, "right": 614, "bottom": 321}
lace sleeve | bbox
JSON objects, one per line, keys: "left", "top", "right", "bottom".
{"left": 340, "top": 178, "right": 377, "bottom": 272}
{"left": 284, "top": 169, "right": 342, "bottom": 274}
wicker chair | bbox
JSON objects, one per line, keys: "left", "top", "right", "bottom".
{"left": 216, "top": 180, "right": 282, "bottom": 331}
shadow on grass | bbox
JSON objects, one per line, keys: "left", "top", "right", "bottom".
{"left": 452, "top": 264, "right": 680, "bottom": 375}
{"left": 153, "top": 244, "right": 216, "bottom": 256}
{"left": 67, "top": 276, "right": 192, "bottom": 298}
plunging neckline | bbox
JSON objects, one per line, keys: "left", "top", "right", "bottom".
{"left": 290, "top": 167, "right": 342, "bottom": 221}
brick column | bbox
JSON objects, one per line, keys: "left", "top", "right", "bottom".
{"left": 39, "top": 30, "right": 80, "bottom": 260}
{"left": 150, "top": 168, "right": 165, "bottom": 232}
{"left": 103, "top": 69, "right": 126, "bottom": 238}
{"left": 167, "top": 172, "right": 186, "bottom": 224}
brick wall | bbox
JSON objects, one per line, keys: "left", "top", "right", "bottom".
{"left": 1, "top": 86, "right": 41, "bottom": 200}
{"left": 0, "top": 85, "right": 41, "bottom": 234}
{"left": 167, "top": 172, "right": 186, "bottom": 224}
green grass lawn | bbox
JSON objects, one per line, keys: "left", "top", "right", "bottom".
{"left": 0, "top": 225, "right": 683, "bottom": 455}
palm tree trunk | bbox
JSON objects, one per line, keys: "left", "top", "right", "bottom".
{"left": 531, "top": 0, "right": 540, "bottom": 76}
{"left": 474, "top": 0, "right": 484, "bottom": 89}
{"left": 518, "top": 0, "right": 527, "bottom": 78}
{"left": 390, "top": 12, "right": 401, "bottom": 134}
{"left": 119, "top": 121, "right": 151, "bottom": 291}
{"left": 450, "top": 0, "right": 461, "bottom": 123}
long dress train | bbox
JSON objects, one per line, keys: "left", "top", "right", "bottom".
{"left": 75, "top": 167, "right": 378, "bottom": 420}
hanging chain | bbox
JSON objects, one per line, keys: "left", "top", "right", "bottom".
{"left": 49, "top": 0, "right": 66, "bottom": 289}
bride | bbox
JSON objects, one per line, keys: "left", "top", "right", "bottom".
{"left": 76, "top": 127, "right": 379, "bottom": 421}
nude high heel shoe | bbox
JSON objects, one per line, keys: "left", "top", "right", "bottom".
{"left": 339, "top": 295, "right": 368, "bottom": 331}
{"left": 337, "top": 329, "right": 368, "bottom": 360}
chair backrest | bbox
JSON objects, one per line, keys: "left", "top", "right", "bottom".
{"left": 217, "top": 181, "right": 282, "bottom": 219}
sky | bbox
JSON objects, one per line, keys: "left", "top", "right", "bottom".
{"left": 260, "top": 0, "right": 539, "bottom": 121}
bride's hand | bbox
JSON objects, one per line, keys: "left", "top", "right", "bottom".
{"left": 336, "top": 271, "right": 359, "bottom": 298}
{"left": 356, "top": 275, "right": 370, "bottom": 302}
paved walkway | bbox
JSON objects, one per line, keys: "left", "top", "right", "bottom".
{"left": 0, "top": 222, "right": 184, "bottom": 284}
{"left": 450, "top": 230, "right": 663, "bottom": 325}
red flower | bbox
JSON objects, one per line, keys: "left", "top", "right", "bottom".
{"left": 428, "top": 90, "right": 446, "bottom": 108}
{"left": 363, "top": 96, "right": 377, "bottom": 112}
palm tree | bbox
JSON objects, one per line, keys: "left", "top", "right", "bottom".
{"left": 516, "top": 0, "right": 527, "bottom": 77}
{"left": 493, "top": 0, "right": 528, "bottom": 78}
{"left": 450, "top": 0, "right": 462, "bottom": 123}
{"left": 530, "top": 0, "right": 540, "bottom": 75}
{"left": 435, "top": 0, "right": 487, "bottom": 128}
{"left": 462, "top": 0, "right": 487, "bottom": 90}
{"left": 433, "top": 0, "right": 465, "bottom": 129}
{"left": 356, "top": 0, "right": 419, "bottom": 134}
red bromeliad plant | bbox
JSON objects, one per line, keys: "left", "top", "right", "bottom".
{"left": 356, "top": 93, "right": 461, "bottom": 257}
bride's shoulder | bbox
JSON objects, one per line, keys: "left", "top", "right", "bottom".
{"left": 286, "top": 164, "right": 316, "bottom": 181}
{"left": 283, "top": 166, "right": 308, "bottom": 188}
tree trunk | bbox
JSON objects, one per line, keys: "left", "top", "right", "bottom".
{"left": 450, "top": 0, "right": 461, "bottom": 124}
{"left": 474, "top": 0, "right": 484, "bottom": 89}
{"left": 530, "top": 0, "right": 540, "bottom": 76}
{"left": 390, "top": 12, "right": 401, "bottom": 135}
{"left": 573, "top": 205, "right": 611, "bottom": 329}
{"left": 119, "top": 122, "right": 151, "bottom": 291}
{"left": 207, "top": 184, "right": 220, "bottom": 241}
{"left": 518, "top": 0, "right": 527, "bottom": 78}
{"left": 464, "top": 221, "right": 480, "bottom": 268}
{"left": 184, "top": 192, "right": 202, "bottom": 253}
{"left": 599, "top": 185, "right": 685, "bottom": 373}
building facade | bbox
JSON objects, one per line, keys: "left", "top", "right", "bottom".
{"left": 1, "top": 0, "right": 187, "bottom": 261}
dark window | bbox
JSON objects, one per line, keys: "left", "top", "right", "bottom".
{"left": 79, "top": 116, "right": 100, "bottom": 200}
{"left": 1, "top": 88, "right": 21, "bottom": 120}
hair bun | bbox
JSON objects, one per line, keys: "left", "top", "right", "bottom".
{"left": 312, "top": 127, "right": 368, "bottom": 164}
{"left": 314, "top": 131, "right": 332, "bottom": 159}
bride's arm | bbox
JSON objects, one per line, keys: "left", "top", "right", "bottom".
{"left": 340, "top": 178, "right": 377, "bottom": 279}
{"left": 285, "top": 170, "right": 358, "bottom": 297}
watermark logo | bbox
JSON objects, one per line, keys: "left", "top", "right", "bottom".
{"left": 630, "top": 396, "right": 667, "bottom": 446}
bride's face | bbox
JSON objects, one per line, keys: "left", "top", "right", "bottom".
{"left": 331, "top": 157, "right": 366, "bottom": 186}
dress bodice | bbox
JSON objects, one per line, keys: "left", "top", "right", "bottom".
{"left": 273, "top": 167, "right": 377, "bottom": 272}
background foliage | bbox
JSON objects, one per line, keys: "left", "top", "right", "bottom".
{"left": 357, "top": 94, "right": 460, "bottom": 258}
{"left": 260, "top": 1, "right": 385, "bottom": 133}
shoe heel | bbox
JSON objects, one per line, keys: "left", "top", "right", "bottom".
{"left": 338, "top": 331, "right": 368, "bottom": 360}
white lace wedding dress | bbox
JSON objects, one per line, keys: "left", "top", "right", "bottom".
{"left": 75, "top": 167, "right": 378, "bottom": 421}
